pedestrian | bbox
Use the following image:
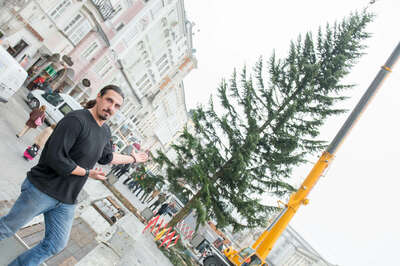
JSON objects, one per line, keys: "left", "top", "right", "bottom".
{"left": 150, "top": 192, "right": 168, "bottom": 211}
{"left": 16, "top": 105, "right": 46, "bottom": 138}
{"left": 34, "top": 124, "right": 56, "bottom": 149}
{"left": 146, "top": 188, "right": 160, "bottom": 204}
{"left": 23, "top": 124, "right": 56, "bottom": 161}
{"left": 0, "top": 85, "right": 149, "bottom": 265}
{"left": 122, "top": 174, "right": 133, "bottom": 185}
{"left": 156, "top": 202, "right": 175, "bottom": 217}
{"left": 127, "top": 179, "right": 139, "bottom": 191}
{"left": 140, "top": 186, "right": 152, "bottom": 203}
{"left": 114, "top": 163, "right": 131, "bottom": 179}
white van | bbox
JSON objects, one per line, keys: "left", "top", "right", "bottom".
{"left": 27, "top": 90, "right": 82, "bottom": 124}
{"left": 0, "top": 46, "right": 28, "bottom": 103}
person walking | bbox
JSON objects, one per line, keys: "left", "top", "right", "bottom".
{"left": 139, "top": 186, "right": 152, "bottom": 203}
{"left": 34, "top": 124, "right": 56, "bottom": 149}
{"left": 156, "top": 202, "right": 175, "bottom": 217}
{"left": 146, "top": 189, "right": 160, "bottom": 204}
{"left": 114, "top": 163, "right": 131, "bottom": 179}
{"left": 122, "top": 174, "right": 133, "bottom": 185}
{"left": 23, "top": 124, "right": 56, "bottom": 161}
{"left": 0, "top": 85, "right": 149, "bottom": 266}
{"left": 150, "top": 192, "right": 168, "bottom": 211}
{"left": 17, "top": 105, "right": 46, "bottom": 138}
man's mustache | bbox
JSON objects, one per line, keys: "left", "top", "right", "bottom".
{"left": 103, "top": 109, "right": 111, "bottom": 115}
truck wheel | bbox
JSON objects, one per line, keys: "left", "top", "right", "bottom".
{"left": 203, "top": 255, "right": 226, "bottom": 266}
{"left": 29, "top": 98, "right": 39, "bottom": 109}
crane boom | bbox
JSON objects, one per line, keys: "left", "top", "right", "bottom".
{"left": 253, "top": 41, "right": 400, "bottom": 261}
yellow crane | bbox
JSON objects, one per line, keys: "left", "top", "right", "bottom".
{"left": 203, "top": 42, "right": 400, "bottom": 266}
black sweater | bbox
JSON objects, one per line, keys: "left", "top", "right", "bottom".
{"left": 28, "top": 109, "right": 113, "bottom": 204}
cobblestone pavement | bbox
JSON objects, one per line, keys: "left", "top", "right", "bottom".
{"left": 0, "top": 87, "right": 45, "bottom": 215}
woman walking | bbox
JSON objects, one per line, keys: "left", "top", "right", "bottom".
{"left": 23, "top": 124, "right": 56, "bottom": 160}
{"left": 17, "top": 105, "right": 46, "bottom": 138}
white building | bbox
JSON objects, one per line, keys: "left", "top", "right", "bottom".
{"left": 266, "top": 226, "right": 336, "bottom": 266}
{"left": 0, "top": 0, "right": 197, "bottom": 163}
{"left": 108, "top": 0, "right": 196, "bottom": 160}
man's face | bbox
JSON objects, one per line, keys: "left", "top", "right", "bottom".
{"left": 96, "top": 90, "right": 124, "bottom": 120}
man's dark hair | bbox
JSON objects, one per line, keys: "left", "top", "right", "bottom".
{"left": 84, "top": 85, "right": 124, "bottom": 109}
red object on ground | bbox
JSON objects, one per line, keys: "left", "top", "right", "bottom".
{"left": 23, "top": 149, "right": 34, "bottom": 160}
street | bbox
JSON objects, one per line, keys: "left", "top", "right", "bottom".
{"left": 0, "top": 86, "right": 40, "bottom": 215}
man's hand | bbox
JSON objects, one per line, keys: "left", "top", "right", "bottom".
{"left": 89, "top": 168, "right": 106, "bottom": 180}
{"left": 131, "top": 149, "right": 149, "bottom": 163}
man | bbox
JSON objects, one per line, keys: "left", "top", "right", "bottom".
{"left": 150, "top": 192, "right": 168, "bottom": 211}
{"left": 156, "top": 202, "right": 175, "bottom": 217}
{"left": 114, "top": 163, "right": 131, "bottom": 179}
{"left": 0, "top": 85, "right": 149, "bottom": 265}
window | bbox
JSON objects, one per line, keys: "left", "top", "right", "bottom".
{"left": 160, "top": 65, "right": 170, "bottom": 76}
{"left": 156, "top": 54, "right": 167, "bottom": 66}
{"left": 93, "top": 55, "right": 114, "bottom": 78}
{"left": 151, "top": 0, "right": 164, "bottom": 18}
{"left": 59, "top": 103, "right": 74, "bottom": 116}
{"left": 81, "top": 41, "right": 100, "bottom": 60}
{"left": 43, "top": 92, "right": 63, "bottom": 107}
{"left": 49, "top": 0, "right": 72, "bottom": 20}
{"left": 116, "top": 22, "right": 124, "bottom": 31}
{"left": 63, "top": 13, "right": 91, "bottom": 45}
{"left": 11, "top": 39, "right": 29, "bottom": 57}
{"left": 158, "top": 59, "right": 169, "bottom": 71}
{"left": 90, "top": 0, "right": 119, "bottom": 21}
{"left": 136, "top": 74, "right": 148, "bottom": 86}
{"left": 122, "top": 26, "right": 138, "bottom": 46}
{"left": 69, "top": 20, "right": 92, "bottom": 45}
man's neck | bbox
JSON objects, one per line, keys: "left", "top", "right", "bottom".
{"left": 88, "top": 108, "right": 105, "bottom": 126}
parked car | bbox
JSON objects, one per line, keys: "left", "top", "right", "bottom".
{"left": 27, "top": 90, "right": 82, "bottom": 124}
{"left": 0, "top": 45, "right": 28, "bottom": 103}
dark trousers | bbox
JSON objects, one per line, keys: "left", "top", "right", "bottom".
{"left": 123, "top": 177, "right": 132, "bottom": 185}
{"left": 128, "top": 181, "right": 138, "bottom": 190}
{"left": 150, "top": 200, "right": 162, "bottom": 211}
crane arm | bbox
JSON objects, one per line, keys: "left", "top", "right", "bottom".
{"left": 254, "top": 41, "right": 400, "bottom": 261}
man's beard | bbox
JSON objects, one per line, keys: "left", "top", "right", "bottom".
{"left": 99, "top": 109, "right": 111, "bottom": 120}
{"left": 99, "top": 114, "right": 108, "bottom": 120}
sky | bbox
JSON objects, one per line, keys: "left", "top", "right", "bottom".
{"left": 182, "top": 1, "right": 400, "bottom": 265}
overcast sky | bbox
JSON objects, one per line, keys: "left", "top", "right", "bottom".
{"left": 183, "top": 1, "right": 400, "bottom": 265}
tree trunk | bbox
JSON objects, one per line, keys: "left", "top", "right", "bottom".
{"left": 167, "top": 189, "right": 202, "bottom": 229}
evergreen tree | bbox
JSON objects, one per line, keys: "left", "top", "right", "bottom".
{"left": 155, "top": 12, "right": 373, "bottom": 231}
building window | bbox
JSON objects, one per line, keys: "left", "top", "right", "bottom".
{"left": 93, "top": 55, "right": 114, "bottom": 78}
{"left": 116, "top": 22, "right": 125, "bottom": 31}
{"left": 90, "top": 0, "right": 118, "bottom": 21}
{"left": 49, "top": 0, "right": 72, "bottom": 20}
{"left": 81, "top": 40, "right": 100, "bottom": 60}
{"left": 160, "top": 65, "right": 170, "bottom": 76}
{"left": 156, "top": 54, "right": 167, "bottom": 66}
{"left": 122, "top": 26, "right": 138, "bottom": 46}
{"left": 151, "top": 0, "right": 164, "bottom": 18}
{"left": 8, "top": 39, "right": 29, "bottom": 57}
{"left": 63, "top": 13, "right": 92, "bottom": 45}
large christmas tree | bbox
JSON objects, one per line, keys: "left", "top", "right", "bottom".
{"left": 155, "top": 12, "right": 373, "bottom": 231}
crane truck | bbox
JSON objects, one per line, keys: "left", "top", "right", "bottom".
{"left": 203, "top": 42, "right": 400, "bottom": 266}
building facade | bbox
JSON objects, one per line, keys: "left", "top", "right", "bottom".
{"left": 0, "top": 0, "right": 196, "bottom": 164}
